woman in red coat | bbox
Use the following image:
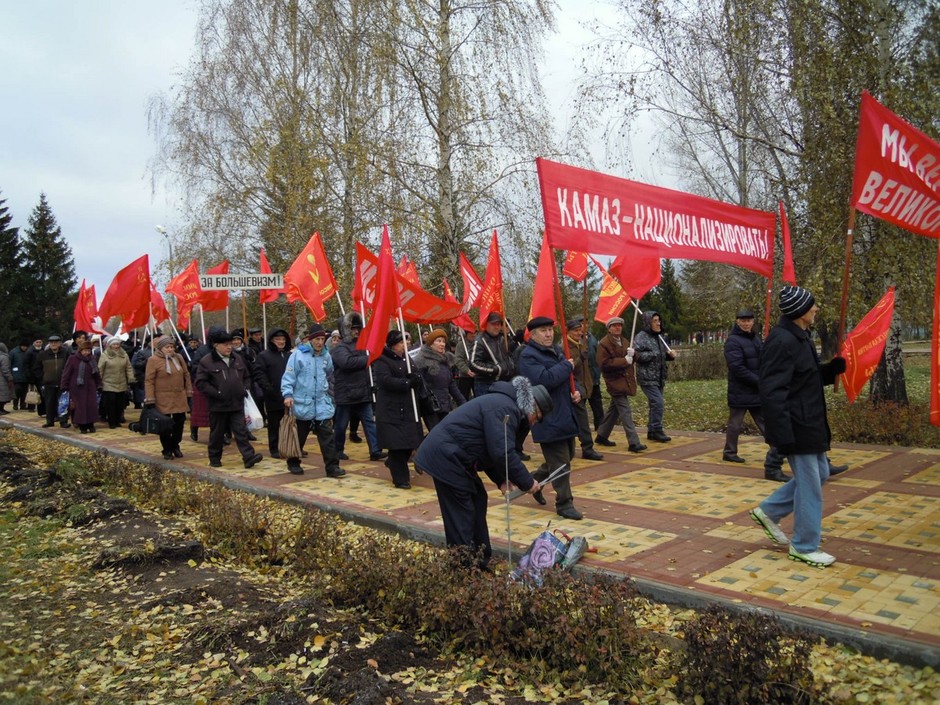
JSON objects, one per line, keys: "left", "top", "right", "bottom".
{"left": 60, "top": 341, "right": 102, "bottom": 433}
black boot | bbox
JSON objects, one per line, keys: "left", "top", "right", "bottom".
{"left": 190, "top": 427, "right": 198, "bottom": 441}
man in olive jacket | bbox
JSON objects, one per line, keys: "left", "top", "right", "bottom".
{"left": 750, "top": 286, "right": 845, "bottom": 568}
{"left": 195, "top": 331, "right": 263, "bottom": 469}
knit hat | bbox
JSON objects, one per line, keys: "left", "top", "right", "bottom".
{"left": 526, "top": 316, "right": 554, "bottom": 332}
{"left": 606, "top": 317, "right": 624, "bottom": 328}
{"left": 304, "top": 324, "right": 328, "bottom": 340}
{"left": 155, "top": 336, "right": 175, "bottom": 350}
{"left": 779, "top": 286, "right": 815, "bottom": 320}
{"left": 386, "top": 330, "right": 404, "bottom": 346}
{"left": 107, "top": 337, "right": 123, "bottom": 347}
{"left": 425, "top": 328, "right": 448, "bottom": 345}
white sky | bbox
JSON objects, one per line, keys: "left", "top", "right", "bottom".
{"left": 0, "top": 0, "right": 658, "bottom": 295}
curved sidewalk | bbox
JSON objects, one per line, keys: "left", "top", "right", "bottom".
{"left": 2, "top": 410, "right": 938, "bottom": 667}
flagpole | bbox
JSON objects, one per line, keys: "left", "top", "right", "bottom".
{"left": 629, "top": 299, "right": 641, "bottom": 347}
{"left": 335, "top": 291, "right": 346, "bottom": 316}
{"left": 835, "top": 208, "right": 857, "bottom": 393}
{"left": 198, "top": 305, "right": 206, "bottom": 344}
{"left": 241, "top": 292, "right": 248, "bottom": 340}
{"left": 262, "top": 303, "right": 268, "bottom": 350}
{"left": 167, "top": 318, "right": 191, "bottom": 362}
{"left": 399, "top": 309, "right": 420, "bottom": 423}
{"left": 764, "top": 278, "right": 773, "bottom": 339}
{"left": 361, "top": 301, "right": 376, "bottom": 402}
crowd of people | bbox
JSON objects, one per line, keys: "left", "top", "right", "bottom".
{"left": 0, "top": 285, "right": 848, "bottom": 568}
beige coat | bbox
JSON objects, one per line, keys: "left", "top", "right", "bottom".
{"left": 97, "top": 347, "right": 134, "bottom": 392}
{"left": 144, "top": 350, "right": 192, "bottom": 415}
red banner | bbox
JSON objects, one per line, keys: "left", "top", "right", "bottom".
{"left": 285, "top": 232, "right": 337, "bottom": 321}
{"left": 355, "top": 243, "right": 464, "bottom": 325}
{"left": 200, "top": 260, "right": 230, "bottom": 312}
{"left": 536, "top": 157, "right": 775, "bottom": 277}
{"left": 98, "top": 255, "right": 152, "bottom": 330}
{"left": 591, "top": 257, "right": 631, "bottom": 324}
{"left": 166, "top": 259, "right": 203, "bottom": 329}
{"left": 562, "top": 250, "right": 589, "bottom": 282}
{"left": 73, "top": 279, "right": 97, "bottom": 332}
{"left": 839, "top": 287, "right": 895, "bottom": 403}
{"left": 851, "top": 91, "right": 940, "bottom": 238}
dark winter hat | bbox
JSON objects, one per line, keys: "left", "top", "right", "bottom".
{"left": 214, "top": 331, "right": 234, "bottom": 344}
{"left": 605, "top": 317, "right": 624, "bottom": 329}
{"left": 248, "top": 327, "right": 262, "bottom": 334}
{"left": 231, "top": 328, "right": 244, "bottom": 340}
{"left": 304, "top": 324, "right": 328, "bottom": 340}
{"left": 530, "top": 384, "right": 553, "bottom": 416}
{"left": 566, "top": 316, "right": 584, "bottom": 330}
{"left": 386, "top": 330, "right": 404, "bottom": 346}
{"left": 48, "top": 335, "right": 63, "bottom": 342}
{"left": 526, "top": 316, "right": 554, "bottom": 332}
{"left": 485, "top": 312, "right": 503, "bottom": 325}
{"left": 736, "top": 309, "right": 756, "bottom": 319}
{"left": 779, "top": 285, "right": 815, "bottom": 320}
{"left": 349, "top": 313, "right": 364, "bottom": 330}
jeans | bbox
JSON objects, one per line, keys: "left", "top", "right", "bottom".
{"left": 639, "top": 382, "right": 665, "bottom": 433}
{"left": 595, "top": 395, "right": 641, "bottom": 446}
{"left": 473, "top": 379, "right": 496, "bottom": 397}
{"left": 333, "top": 402, "right": 380, "bottom": 455}
{"left": 759, "top": 452, "right": 829, "bottom": 553}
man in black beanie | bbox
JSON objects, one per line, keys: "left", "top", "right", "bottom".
{"left": 749, "top": 286, "right": 845, "bottom": 568}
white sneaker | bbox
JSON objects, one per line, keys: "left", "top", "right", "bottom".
{"left": 788, "top": 545, "right": 836, "bottom": 567}
{"left": 749, "top": 507, "right": 788, "bottom": 545}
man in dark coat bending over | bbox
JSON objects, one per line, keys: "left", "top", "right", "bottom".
{"left": 414, "top": 376, "right": 551, "bottom": 568}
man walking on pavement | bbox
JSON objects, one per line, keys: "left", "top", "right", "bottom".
{"left": 517, "top": 316, "right": 584, "bottom": 520}
{"left": 750, "top": 286, "right": 845, "bottom": 568}
{"left": 33, "top": 335, "right": 71, "bottom": 428}
{"left": 595, "top": 317, "right": 647, "bottom": 453}
{"left": 565, "top": 316, "right": 603, "bottom": 461}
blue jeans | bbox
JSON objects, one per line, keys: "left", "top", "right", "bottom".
{"left": 473, "top": 380, "right": 496, "bottom": 397}
{"left": 759, "top": 452, "right": 829, "bottom": 553}
{"left": 639, "top": 383, "right": 665, "bottom": 433}
{"left": 333, "top": 402, "right": 380, "bottom": 455}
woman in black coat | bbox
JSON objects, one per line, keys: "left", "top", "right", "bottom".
{"left": 412, "top": 328, "right": 465, "bottom": 431}
{"left": 372, "top": 330, "right": 424, "bottom": 488}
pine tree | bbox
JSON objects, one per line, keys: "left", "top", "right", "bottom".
{"left": 0, "top": 191, "right": 27, "bottom": 341}
{"left": 21, "top": 193, "right": 77, "bottom": 337}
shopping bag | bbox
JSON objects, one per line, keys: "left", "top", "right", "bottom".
{"left": 25, "top": 385, "right": 41, "bottom": 406}
{"left": 244, "top": 395, "right": 264, "bottom": 431}
{"left": 139, "top": 406, "right": 174, "bottom": 435}
{"left": 278, "top": 408, "right": 302, "bottom": 459}
{"left": 57, "top": 391, "right": 70, "bottom": 417}
{"left": 510, "top": 530, "right": 568, "bottom": 586}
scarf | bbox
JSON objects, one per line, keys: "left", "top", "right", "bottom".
{"left": 158, "top": 350, "right": 182, "bottom": 374}
{"left": 417, "top": 346, "right": 447, "bottom": 377}
{"left": 76, "top": 355, "right": 92, "bottom": 386}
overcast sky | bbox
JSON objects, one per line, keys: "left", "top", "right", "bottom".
{"left": 0, "top": 0, "right": 631, "bottom": 295}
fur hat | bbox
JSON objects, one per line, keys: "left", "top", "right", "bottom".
{"left": 386, "top": 329, "right": 404, "bottom": 346}
{"left": 511, "top": 376, "right": 554, "bottom": 416}
{"left": 213, "top": 331, "right": 234, "bottom": 344}
{"left": 779, "top": 285, "right": 815, "bottom": 320}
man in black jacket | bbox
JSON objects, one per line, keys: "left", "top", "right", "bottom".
{"left": 750, "top": 286, "right": 845, "bottom": 568}
{"left": 255, "top": 328, "right": 292, "bottom": 458}
{"left": 195, "top": 331, "right": 263, "bottom": 469}
{"left": 470, "top": 312, "right": 516, "bottom": 396}
{"left": 33, "top": 335, "right": 71, "bottom": 428}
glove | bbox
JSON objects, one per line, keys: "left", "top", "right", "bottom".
{"left": 829, "top": 356, "right": 847, "bottom": 375}
{"left": 407, "top": 373, "right": 422, "bottom": 390}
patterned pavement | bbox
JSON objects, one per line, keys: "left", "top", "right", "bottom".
{"left": 3, "top": 410, "right": 938, "bottom": 666}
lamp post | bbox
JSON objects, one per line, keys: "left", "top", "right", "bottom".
{"left": 155, "top": 225, "right": 176, "bottom": 322}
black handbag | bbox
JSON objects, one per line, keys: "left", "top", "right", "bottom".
{"left": 415, "top": 373, "right": 442, "bottom": 415}
{"left": 139, "top": 406, "right": 174, "bottom": 435}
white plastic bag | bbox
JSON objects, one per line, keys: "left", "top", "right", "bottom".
{"left": 244, "top": 395, "right": 264, "bottom": 431}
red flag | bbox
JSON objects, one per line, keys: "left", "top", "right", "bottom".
{"left": 851, "top": 91, "right": 940, "bottom": 238}
{"left": 609, "top": 252, "right": 661, "bottom": 301}
{"left": 200, "top": 260, "right": 230, "bottom": 312}
{"left": 562, "top": 250, "right": 589, "bottom": 282}
{"left": 458, "top": 252, "right": 483, "bottom": 312}
{"left": 933, "top": 250, "right": 940, "bottom": 426}
{"left": 444, "top": 278, "right": 475, "bottom": 332}
{"left": 73, "top": 279, "right": 97, "bottom": 332}
{"left": 166, "top": 259, "right": 203, "bottom": 329}
{"left": 97, "top": 255, "right": 152, "bottom": 330}
{"left": 779, "top": 201, "right": 797, "bottom": 285}
{"left": 591, "top": 257, "right": 632, "bottom": 323}
{"left": 839, "top": 287, "right": 896, "bottom": 403}
{"left": 259, "top": 248, "right": 285, "bottom": 304}
{"left": 352, "top": 241, "right": 376, "bottom": 312}
{"left": 284, "top": 232, "right": 338, "bottom": 321}
{"left": 357, "top": 226, "right": 400, "bottom": 363}
{"left": 149, "top": 282, "right": 171, "bottom": 325}
{"left": 527, "top": 232, "right": 558, "bottom": 326}
{"left": 477, "top": 231, "right": 504, "bottom": 327}
{"left": 397, "top": 256, "right": 421, "bottom": 286}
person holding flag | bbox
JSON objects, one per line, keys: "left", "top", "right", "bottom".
{"left": 633, "top": 311, "right": 677, "bottom": 442}
{"left": 470, "top": 313, "right": 516, "bottom": 396}
{"left": 331, "top": 312, "right": 385, "bottom": 462}
{"left": 595, "top": 317, "right": 647, "bottom": 453}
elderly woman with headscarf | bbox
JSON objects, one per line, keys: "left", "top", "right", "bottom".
{"left": 97, "top": 336, "right": 134, "bottom": 428}
{"left": 411, "top": 328, "right": 465, "bottom": 431}
{"left": 59, "top": 341, "right": 103, "bottom": 433}
{"left": 372, "top": 330, "right": 424, "bottom": 489}
{"left": 144, "top": 336, "right": 193, "bottom": 460}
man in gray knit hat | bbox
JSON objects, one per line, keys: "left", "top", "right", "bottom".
{"left": 749, "top": 285, "right": 845, "bottom": 567}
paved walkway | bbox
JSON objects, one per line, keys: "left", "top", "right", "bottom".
{"left": 2, "top": 410, "right": 938, "bottom": 667}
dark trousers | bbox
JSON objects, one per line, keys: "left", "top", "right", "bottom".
{"left": 208, "top": 409, "right": 255, "bottom": 461}
{"left": 13, "top": 382, "right": 28, "bottom": 409}
{"left": 42, "top": 384, "right": 63, "bottom": 425}
{"left": 432, "top": 474, "right": 492, "bottom": 568}
{"left": 385, "top": 448, "right": 412, "bottom": 486}
{"left": 265, "top": 403, "right": 285, "bottom": 454}
{"left": 294, "top": 418, "right": 340, "bottom": 475}
{"left": 533, "top": 438, "right": 575, "bottom": 509}
{"left": 159, "top": 413, "right": 186, "bottom": 453}
{"left": 101, "top": 390, "right": 126, "bottom": 427}
{"left": 724, "top": 406, "right": 765, "bottom": 456}
{"left": 573, "top": 399, "right": 595, "bottom": 451}
{"left": 588, "top": 383, "right": 604, "bottom": 430}
{"left": 457, "top": 376, "right": 474, "bottom": 401}
{"left": 596, "top": 395, "right": 642, "bottom": 447}
{"left": 333, "top": 402, "right": 380, "bottom": 455}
